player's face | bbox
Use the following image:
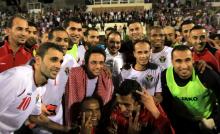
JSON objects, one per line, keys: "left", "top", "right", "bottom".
{"left": 82, "top": 99, "right": 101, "bottom": 126}
{"left": 8, "top": 17, "right": 29, "bottom": 45}
{"left": 84, "top": 30, "right": 99, "bottom": 47}
{"left": 150, "top": 28, "right": 165, "bottom": 49}
{"left": 50, "top": 31, "right": 69, "bottom": 53}
{"left": 172, "top": 50, "right": 194, "bottom": 79}
{"left": 181, "top": 23, "right": 194, "bottom": 42}
{"left": 189, "top": 29, "right": 207, "bottom": 52}
{"left": 87, "top": 53, "right": 105, "bottom": 77}
{"left": 164, "top": 27, "right": 175, "bottom": 43}
{"left": 128, "top": 22, "right": 144, "bottom": 41}
{"left": 133, "top": 42, "right": 151, "bottom": 66}
{"left": 40, "top": 48, "right": 63, "bottom": 79}
{"left": 107, "top": 33, "right": 121, "bottom": 55}
{"left": 28, "top": 26, "right": 38, "bottom": 40}
{"left": 116, "top": 94, "right": 138, "bottom": 117}
{"left": 65, "top": 21, "right": 83, "bottom": 44}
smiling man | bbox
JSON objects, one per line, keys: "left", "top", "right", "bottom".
{"left": 188, "top": 25, "right": 220, "bottom": 73}
{"left": 65, "top": 47, "right": 114, "bottom": 127}
{"left": 161, "top": 45, "right": 220, "bottom": 134}
{"left": 0, "top": 15, "right": 32, "bottom": 73}
{"left": 0, "top": 43, "right": 74, "bottom": 133}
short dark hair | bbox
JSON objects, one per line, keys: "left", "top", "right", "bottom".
{"left": 171, "top": 45, "right": 191, "bottom": 59}
{"left": 190, "top": 25, "right": 206, "bottom": 33}
{"left": 127, "top": 20, "right": 142, "bottom": 27}
{"left": 105, "top": 27, "right": 115, "bottom": 33}
{"left": 180, "top": 20, "right": 194, "bottom": 32}
{"left": 48, "top": 27, "right": 68, "bottom": 40}
{"left": 6, "top": 15, "right": 27, "bottom": 28}
{"left": 80, "top": 96, "right": 103, "bottom": 111}
{"left": 84, "top": 47, "right": 106, "bottom": 65}
{"left": 36, "top": 42, "right": 64, "bottom": 58}
{"left": 63, "top": 17, "right": 82, "bottom": 29}
{"left": 28, "top": 21, "right": 37, "bottom": 28}
{"left": 107, "top": 31, "right": 121, "bottom": 41}
{"left": 117, "top": 79, "right": 142, "bottom": 102}
{"left": 84, "top": 27, "right": 98, "bottom": 37}
{"left": 133, "top": 39, "right": 151, "bottom": 51}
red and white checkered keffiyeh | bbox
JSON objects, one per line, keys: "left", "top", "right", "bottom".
{"left": 64, "top": 66, "right": 114, "bottom": 127}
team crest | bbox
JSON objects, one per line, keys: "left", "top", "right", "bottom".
{"left": 159, "top": 56, "right": 166, "bottom": 63}
{"left": 145, "top": 75, "right": 153, "bottom": 82}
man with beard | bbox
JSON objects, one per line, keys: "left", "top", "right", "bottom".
{"left": 163, "top": 26, "right": 176, "bottom": 47}
{"left": 0, "top": 43, "right": 74, "bottom": 133}
{"left": 119, "top": 20, "right": 145, "bottom": 66}
{"left": 24, "top": 21, "right": 39, "bottom": 56}
{"left": 0, "top": 15, "right": 32, "bottom": 73}
{"left": 65, "top": 47, "right": 113, "bottom": 127}
{"left": 180, "top": 20, "right": 195, "bottom": 46}
{"left": 120, "top": 39, "right": 162, "bottom": 104}
{"left": 188, "top": 25, "right": 220, "bottom": 73}
{"left": 161, "top": 45, "right": 220, "bottom": 134}
{"left": 105, "top": 31, "right": 124, "bottom": 90}
{"left": 106, "top": 79, "right": 174, "bottom": 134}
{"left": 149, "top": 26, "right": 173, "bottom": 71}
{"left": 77, "top": 27, "right": 100, "bottom": 65}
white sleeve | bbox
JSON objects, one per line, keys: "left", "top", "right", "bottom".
{"left": 0, "top": 70, "right": 21, "bottom": 114}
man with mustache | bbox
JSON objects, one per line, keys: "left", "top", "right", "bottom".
{"left": 161, "top": 45, "right": 220, "bottom": 134}
{"left": 0, "top": 15, "right": 32, "bottom": 73}
{"left": 188, "top": 25, "right": 220, "bottom": 73}
{"left": 0, "top": 43, "right": 73, "bottom": 133}
{"left": 65, "top": 47, "right": 113, "bottom": 127}
{"left": 77, "top": 27, "right": 100, "bottom": 65}
{"left": 105, "top": 31, "right": 124, "bottom": 90}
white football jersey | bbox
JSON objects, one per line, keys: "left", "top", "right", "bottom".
{"left": 0, "top": 65, "right": 42, "bottom": 132}
{"left": 150, "top": 46, "right": 173, "bottom": 71}
{"left": 120, "top": 63, "right": 162, "bottom": 96}
{"left": 41, "top": 54, "right": 78, "bottom": 124}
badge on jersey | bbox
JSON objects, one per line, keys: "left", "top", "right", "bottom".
{"left": 159, "top": 56, "right": 166, "bottom": 63}
{"left": 145, "top": 75, "right": 153, "bottom": 82}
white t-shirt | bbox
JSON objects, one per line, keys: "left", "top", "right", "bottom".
{"left": 105, "top": 49, "right": 124, "bottom": 77}
{"left": 120, "top": 63, "right": 162, "bottom": 96}
{"left": 86, "top": 77, "right": 98, "bottom": 97}
{"left": 150, "top": 46, "right": 173, "bottom": 71}
{"left": 0, "top": 65, "right": 42, "bottom": 132}
{"left": 41, "top": 54, "right": 78, "bottom": 124}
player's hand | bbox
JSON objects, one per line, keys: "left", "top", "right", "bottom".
{"left": 128, "top": 108, "right": 141, "bottom": 134}
{"left": 80, "top": 112, "right": 93, "bottom": 134}
{"left": 194, "top": 60, "right": 212, "bottom": 74}
{"left": 136, "top": 90, "right": 160, "bottom": 119}
{"left": 41, "top": 104, "right": 53, "bottom": 116}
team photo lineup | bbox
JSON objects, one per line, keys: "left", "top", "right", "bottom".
{"left": 0, "top": 0, "right": 220, "bottom": 134}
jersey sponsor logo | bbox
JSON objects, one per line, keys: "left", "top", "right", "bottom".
{"left": 145, "top": 75, "right": 153, "bottom": 82}
{"left": 159, "top": 56, "right": 166, "bottom": 63}
{"left": 17, "top": 96, "right": 32, "bottom": 111}
{"left": 179, "top": 97, "right": 198, "bottom": 101}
